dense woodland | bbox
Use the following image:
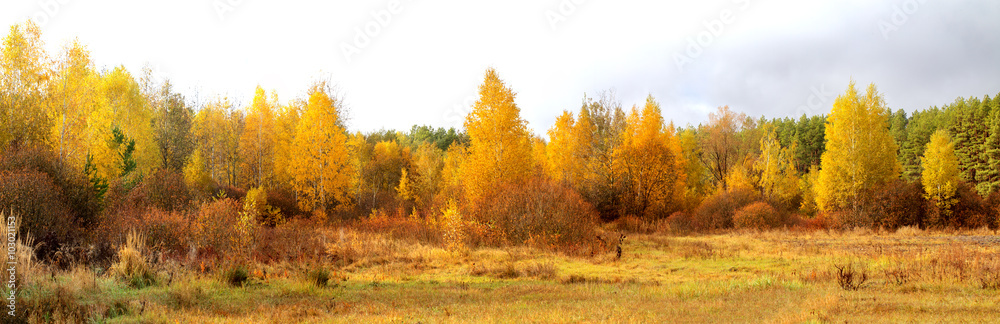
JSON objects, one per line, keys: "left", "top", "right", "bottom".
{"left": 3, "top": 21, "right": 1000, "bottom": 264}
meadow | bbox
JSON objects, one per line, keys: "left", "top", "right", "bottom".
{"left": 19, "top": 223, "right": 1000, "bottom": 323}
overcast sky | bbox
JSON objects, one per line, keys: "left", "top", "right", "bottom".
{"left": 4, "top": 0, "right": 999, "bottom": 134}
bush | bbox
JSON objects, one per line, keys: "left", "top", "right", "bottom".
{"left": 0, "top": 170, "right": 78, "bottom": 259}
{"left": 666, "top": 211, "right": 695, "bottom": 234}
{"left": 136, "top": 169, "right": 192, "bottom": 211}
{"left": 356, "top": 208, "right": 441, "bottom": 245}
{"left": 952, "top": 182, "right": 991, "bottom": 229}
{"left": 924, "top": 182, "right": 990, "bottom": 229}
{"left": 266, "top": 188, "right": 305, "bottom": 219}
{"left": 868, "top": 180, "right": 926, "bottom": 229}
{"left": 834, "top": 262, "right": 869, "bottom": 291}
{"left": 0, "top": 145, "right": 99, "bottom": 258}
{"left": 191, "top": 198, "right": 240, "bottom": 257}
{"left": 733, "top": 202, "right": 782, "bottom": 230}
{"left": 255, "top": 219, "right": 326, "bottom": 263}
{"left": 692, "top": 187, "right": 760, "bottom": 230}
{"left": 468, "top": 177, "right": 598, "bottom": 248}
{"left": 985, "top": 191, "right": 1000, "bottom": 230}
{"left": 142, "top": 208, "right": 190, "bottom": 255}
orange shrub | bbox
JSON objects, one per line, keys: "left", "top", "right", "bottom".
{"left": 666, "top": 211, "right": 695, "bottom": 234}
{"left": 356, "top": 208, "right": 440, "bottom": 244}
{"left": 468, "top": 177, "right": 597, "bottom": 248}
{"left": 692, "top": 187, "right": 760, "bottom": 230}
{"left": 254, "top": 218, "right": 326, "bottom": 263}
{"left": 190, "top": 198, "right": 240, "bottom": 257}
{"left": 142, "top": 208, "right": 190, "bottom": 255}
{"left": 733, "top": 202, "right": 782, "bottom": 230}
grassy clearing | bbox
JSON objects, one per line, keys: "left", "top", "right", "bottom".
{"left": 19, "top": 227, "right": 1000, "bottom": 323}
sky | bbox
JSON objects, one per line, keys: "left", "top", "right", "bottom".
{"left": 4, "top": 0, "right": 999, "bottom": 135}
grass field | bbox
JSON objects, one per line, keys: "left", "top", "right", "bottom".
{"left": 20, "top": 226, "right": 1000, "bottom": 323}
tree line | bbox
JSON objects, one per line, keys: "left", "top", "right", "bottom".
{"left": 2, "top": 22, "right": 999, "bottom": 258}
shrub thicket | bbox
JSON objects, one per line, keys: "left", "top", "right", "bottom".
{"left": 733, "top": 202, "right": 782, "bottom": 230}
{"left": 692, "top": 187, "right": 760, "bottom": 230}
{"left": 469, "top": 177, "right": 597, "bottom": 248}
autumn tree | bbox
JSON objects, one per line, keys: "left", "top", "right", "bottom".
{"left": 1, "top": 21, "right": 50, "bottom": 151}
{"left": 359, "top": 139, "right": 410, "bottom": 210}
{"left": 899, "top": 107, "right": 945, "bottom": 181}
{"left": 190, "top": 98, "right": 242, "bottom": 187}
{"left": 922, "top": 129, "right": 960, "bottom": 226}
{"left": 678, "top": 127, "right": 709, "bottom": 208}
{"left": 816, "top": 81, "right": 900, "bottom": 214}
{"left": 47, "top": 41, "right": 99, "bottom": 172}
{"left": 289, "top": 81, "right": 352, "bottom": 213}
{"left": 614, "top": 96, "right": 686, "bottom": 218}
{"left": 462, "top": 68, "right": 533, "bottom": 205}
{"left": 150, "top": 79, "right": 193, "bottom": 172}
{"left": 408, "top": 142, "right": 445, "bottom": 209}
{"left": 754, "top": 126, "right": 799, "bottom": 208}
{"left": 239, "top": 86, "right": 278, "bottom": 188}
{"left": 700, "top": 106, "right": 755, "bottom": 191}
{"left": 272, "top": 97, "right": 304, "bottom": 191}
{"left": 83, "top": 66, "right": 161, "bottom": 183}
{"left": 575, "top": 91, "right": 627, "bottom": 219}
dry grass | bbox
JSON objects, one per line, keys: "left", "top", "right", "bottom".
{"left": 15, "top": 225, "right": 1000, "bottom": 322}
{"left": 110, "top": 229, "right": 155, "bottom": 288}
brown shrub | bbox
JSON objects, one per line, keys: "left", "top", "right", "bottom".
{"left": 255, "top": 219, "right": 327, "bottom": 264}
{"left": 985, "top": 191, "right": 1000, "bottom": 230}
{"left": 692, "top": 187, "right": 760, "bottom": 230}
{"left": 142, "top": 208, "right": 190, "bottom": 255}
{"left": 868, "top": 180, "right": 926, "bottom": 229}
{"left": 0, "top": 169, "right": 78, "bottom": 258}
{"left": 666, "top": 211, "right": 695, "bottom": 234}
{"left": 0, "top": 145, "right": 100, "bottom": 258}
{"left": 0, "top": 144, "right": 100, "bottom": 226}
{"left": 356, "top": 209, "right": 441, "bottom": 245}
{"left": 834, "top": 262, "right": 869, "bottom": 291}
{"left": 612, "top": 215, "right": 658, "bottom": 234}
{"left": 953, "top": 183, "right": 991, "bottom": 229}
{"left": 468, "top": 177, "right": 597, "bottom": 248}
{"left": 190, "top": 198, "right": 240, "bottom": 258}
{"left": 733, "top": 202, "right": 782, "bottom": 230}
{"left": 266, "top": 187, "right": 305, "bottom": 219}
{"left": 137, "top": 169, "right": 192, "bottom": 211}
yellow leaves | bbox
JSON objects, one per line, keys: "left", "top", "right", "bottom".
{"left": 440, "top": 199, "right": 465, "bottom": 252}
{"left": 546, "top": 110, "right": 583, "bottom": 185}
{"left": 754, "top": 127, "right": 799, "bottom": 205}
{"left": 239, "top": 86, "right": 278, "bottom": 188}
{"left": 817, "top": 81, "right": 900, "bottom": 212}
{"left": 922, "top": 129, "right": 959, "bottom": 216}
{"left": 462, "top": 68, "right": 533, "bottom": 205}
{"left": 192, "top": 98, "right": 241, "bottom": 186}
{"left": 289, "top": 82, "right": 352, "bottom": 213}
{"left": 1, "top": 21, "right": 51, "bottom": 150}
{"left": 613, "top": 95, "right": 686, "bottom": 217}
{"left": 396, "top": 168, "right": 413, "bottom": 202}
